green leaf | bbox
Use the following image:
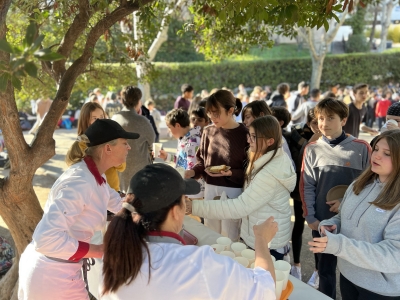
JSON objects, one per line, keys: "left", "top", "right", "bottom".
{"left": 0, "top": 73, "right": 10, "bottom": 91}
{"left": 0, "top": 40, "right": 13, "bottom": 53}
{"left": 24, "top": 62, "right": 38, "bottom": 78}
{"left": 11, "top": 75, "right": 21, "bottom": 90}
{"left": 25, "top": 22, "right": 37, "bottom": 47}
{"left": 34, "top": 49, "right": 64, "bottom": 61}
{"left": 324, "top": 19, "right": 329, "bottom": 32}
{"left": 31, "top": 35, "right": 44, "bottom": 52}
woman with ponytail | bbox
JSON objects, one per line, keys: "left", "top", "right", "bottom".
{"left": 100, "top": 163, "right": 277, "bottom": 299}
{"left": 66, "top": 102, "right": 126, "bottom": 192}
{"left": 186, "top": 116, "right": 296, "bottom": 261}
{"left": 19, "top": 119, "right": 140, "bottom": 300}
{"left": 185, "top": 90, "right": 249, "bottom": 241}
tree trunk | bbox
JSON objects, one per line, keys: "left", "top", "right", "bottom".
{"left": 379, "top": 0, "right": 395, "bottom": 52}
{"left": 310, "top": 55, "right": 325, "bottom": 89}
{"left": 369, "top": 7, "right": 379, "bottom": 48}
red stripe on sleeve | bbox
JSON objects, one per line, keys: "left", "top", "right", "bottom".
{"left": 68, "top": 241, "right": 90, "bottom": 262}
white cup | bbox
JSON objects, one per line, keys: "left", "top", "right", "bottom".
{"left": 274, "top": 260, "right": 291, "bottom": 290}
{"left": 234, "top": 257, "right": 249, "bottom": 268}
{"left": 153, "top": 143, "right": 163, "bottom": 157}
{"left": 241, "top": 249, "right": 255, "bottom": 264}
{"left": 210, "top": 244, "right": 224, "bottom": 254}
{"left": 231, "top": 242, "right": 247, "bottom": 256}
{"left": 220, "top": 251, "right": 235, "bottom": 259}
{"left": 381, "top": 119, "right": 398, "bottom": 132}
{"left": 217, "top": 237, "right": 232, "bottom": 251}
{"left": 271, "top": 255, "right": 276, "bottom": 263}
{"left": 250, "top": 262, "right": 255, "bottom": 269}
{"left": 275, "top": 269, "right": 285, "bottom": 299}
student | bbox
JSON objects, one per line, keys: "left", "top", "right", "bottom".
{"left": 145, "top": 99, "right": 162, "bottom": 139}
{"left": 376, "top": 90, "right": 392, "bottom": 130}
{"left": 189, "top": 107, "right": 210, "bottom": 131}
{"left": 159, "top": 109, "right": 204, "bottom": 199}
{"left": 66, "top": 102, "right": 126, "bottom": 192}
{"left": 343, "top": 83, "right": 379, "bottom": 138}
{"left": 370, "top": 102, "right": 400, "bottom": 146}
{"left": 19, "top": 119, "right": 139, "bottom": 300}
{"left": 270, "top": 83, "right": 290, "bottom": 108}
{"left": 187, "top": 116, "right": 296, "bottom": 260}
{"left": 310, "top": 130, "right": 400, "bottom": 300}
{"left": 286, "top": 108, "right": 320, "bottom": 280}
{"left": 185, "top": 90, "right": 248, "bottom": 241}
{"left": 291, "top": 88, "right": 320, "bottom": 124}
{"left": 174, "top": 83, "right": 194, "bottom": 111}
{"left": 288, "top": 81, "right": 309, "bottom": 123}
{"left": 100, "top": 164, "right": 277, "bottom": 299}
{"left": 301, "top": 98, "right": 371, "bottom": 298}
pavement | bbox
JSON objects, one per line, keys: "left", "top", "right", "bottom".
{"left": 0, "top": 124, "right": 375, "bottom": 299}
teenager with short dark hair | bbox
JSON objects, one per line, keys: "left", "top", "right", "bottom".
{"left": 301, "top": 98, "right": 371, "bottom": 298}
{"left": 174, "top": 83, "right": 194, "bottom": 111}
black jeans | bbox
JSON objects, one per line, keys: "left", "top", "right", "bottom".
{"left": 291, "top": 200, "right": 305, "bottom": 264}
{"left": 340, "top": 273, "right": 400, "bottom": 300}
{"left": 312, "top": 230, "right": 337, "bottom": 299}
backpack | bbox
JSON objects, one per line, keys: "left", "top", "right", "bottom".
{"left": 0, "top": 236, "right": 14, "bottom": 275}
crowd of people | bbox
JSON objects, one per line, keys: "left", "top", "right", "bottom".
{"left": 15, "top": 81, "right": 400, "bottom": 300}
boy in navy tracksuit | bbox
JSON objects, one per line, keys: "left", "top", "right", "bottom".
{"left": 300, "top": 98, "right": 371, "bottom": 299}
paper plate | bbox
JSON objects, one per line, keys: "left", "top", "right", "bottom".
{"left": 205, "top": 166, "right": 231, "bottom": 174}
{"left": 326, "top": 185, "right": 348, "bottom": 202}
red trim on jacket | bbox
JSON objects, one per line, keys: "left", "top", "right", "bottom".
{"left": 299, "top": 140, "right": 318, "bottom": 219}
{"left": 68, "top": 241, "right": 90, "bottom": 261}
{"left": 353, "top": 139, "right": 372, "bottom": 155}
{"left": 84, "top": 156, "right": 106, "bottom": 185}
{"left": 147, "top": 230, "right": 187, "bottom": 245}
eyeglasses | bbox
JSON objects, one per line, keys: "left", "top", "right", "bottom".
{"left": 247, "top": 132, "right": 263, "bottom": 143}
{"left": 207, "top": 111, "right": 220, "bottom": 119}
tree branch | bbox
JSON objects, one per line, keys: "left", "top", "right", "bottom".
{"left": 0, "top": 0, "right": 12, "bottom": 25}
{"left": 307, "top": 28, "right": 320, "bottom": 61}
{"left": 325, "top": 5, "right": 353, "bottom": 44}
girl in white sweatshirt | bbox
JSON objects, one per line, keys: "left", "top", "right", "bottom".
{"left": 187, "top": 116, "right": 296, "bottom": 260}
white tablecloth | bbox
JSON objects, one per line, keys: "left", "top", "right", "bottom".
{"left": 183, "top": 216, "right": 333, "bottom": 300}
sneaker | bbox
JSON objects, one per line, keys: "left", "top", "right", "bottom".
{"left": 307, "top": 271, "right": 319, "bottom": 289}
{"left": 290, "top": 265, "right": 302, "bottom": 281}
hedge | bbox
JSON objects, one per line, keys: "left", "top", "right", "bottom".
{"left": 17, "top": 51, "right": 400, "bottom": 112}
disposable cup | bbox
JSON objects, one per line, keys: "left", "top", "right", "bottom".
{"left": 275, "top": 269, "right": 285, "bottom": 299}
{"left": 234, "top": 257, "right": 249, "bottom": 268}
{"left": 217, "top": 237, "right": 232, "bottom": 251}
{"left": 271, "top": 255, "right": 276, "bottom": 263}
{"left": 274, "top": 260, "right": 291, "bottom": 289}
{"left": 220, "top": 251, "right": 235, "bottom": 259}
{"left": 210, "top": 244, "right": 224, "bottom": 254}
{"left": 231, "top": 242, "right": 247, "bottom": 256}
{"left": 153, "top": 143, "right": 163, "bottom": 157}
{"left": 241, "top": 249, "right": 255, "bottom": 263}
{"left": 250, "top": 262, "right": 255, "bottom": 269}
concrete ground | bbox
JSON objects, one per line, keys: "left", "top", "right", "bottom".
{"left": 0, "top": 126, "right": 375, "bottom": 299}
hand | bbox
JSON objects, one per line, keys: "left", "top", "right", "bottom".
{"left": 369, "top": 129, "right": 379, "bottom": 136}
{"left": 320, "top": 224, "right": 337, "bottom": 236}
{"left": 386, "top": 122, "right": 400, "bottom": 131}
{"left": 158, "top": 149, "right": 167, "bottom": 161}
{"left": 326, "top": 199, "right": 340, "bottom": 213}
{"left": 253, "top": 216, "right": 278, "bottom": 244}
{"left": 185, "top": 197, "right": 193, "bottom": 215}
{"left": 308, "top": 220, "right": 320, "bottom": 231}
{"left": 308, "top": 236, "right": 328, "bottom": 253}
{"left": 205, "top": 169, "right": 232, "bottom": 177}
{"left": 184, "top": 169, "right": 195, "bottom": 179}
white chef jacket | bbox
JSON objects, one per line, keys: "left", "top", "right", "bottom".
{"left": 18, "top": 157, "right": 123, "bottom": 300}
{"left": 99, "top": 235, "right": 276, "bottom": 300}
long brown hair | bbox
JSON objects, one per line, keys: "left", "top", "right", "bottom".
{"left": 65, "top": 102, "right": 105, "bottom": 166}
{"left": 353, "top": 130, "right": 400, "bottom": 210}
{"left": 241, "top": 100, "right": 272, "bottom": 122}
{"left": 102, "top": 194, "right": 183, "bottom": 295}
{"left": 245, "top": 116, "right": 282, "bottom": 184}
{"left": 205, "top": 89, "right": 242, "bottom": 117}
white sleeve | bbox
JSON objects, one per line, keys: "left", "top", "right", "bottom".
{"left": 200, "top": 246, "right": 276, "bottom": 299}
{"left": 107, "top": 184, "right": 123, "bottom": 213}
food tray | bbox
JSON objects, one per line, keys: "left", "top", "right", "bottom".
{"left": 280, "top": 280, "right": 294, "bottom": 300}
{"left": 205, "top": 166, "right": 231, "bottom": 174}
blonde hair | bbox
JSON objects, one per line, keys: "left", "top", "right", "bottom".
{"left": 353, "top": 130, "right": 400, "bottom": 210}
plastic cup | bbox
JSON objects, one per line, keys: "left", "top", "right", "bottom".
{"left": 234, "top": 257, "right": 249, "bottom": 268}
{"left": 271, "top": 255, "right": 276, "bottom": 263}
{"left": 210, "top": 244, "right": 224, "bottom": 254}
{"left": 275, "top": 269, "right": 285, "bottom": 299}
{"left": 217, "top": 237, "right": 232, "bottom": 251}
{"left": 250, "top": 262, "right": 255, "bottom": 269}
{"left": 220, "top": 251, "right": 235, "bottom": 259}
{"left": 153, "top": 143, "right": 163, "bottom": 157}
{"left": 241, "top": 249, "right": 255, "bottom": 264}
{"left": 274, "top": 260, "right": 291, "bottom": 289}
{"left": 231, "top": 242, "right": 247, "bottom": 256}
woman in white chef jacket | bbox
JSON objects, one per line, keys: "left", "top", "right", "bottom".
{"left": 99, "top": 164, "right": 277, "bottom": 300}
{"left": 18, "top": 119, "right": 140, "bottom": 300}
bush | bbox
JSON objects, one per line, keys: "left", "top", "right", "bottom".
{"left": 388, "top": 25, "right": 400, "bottom": 43}
{"left": 345, "top": 34, "right": 369, "bottom": 53}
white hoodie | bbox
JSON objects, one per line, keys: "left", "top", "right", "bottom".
{"left": 193, "top": 147, "right": 296, "bottom": 249}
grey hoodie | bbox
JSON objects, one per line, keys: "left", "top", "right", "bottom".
{"left": 319, "top": 180, "right": 400, "bottom": 297}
